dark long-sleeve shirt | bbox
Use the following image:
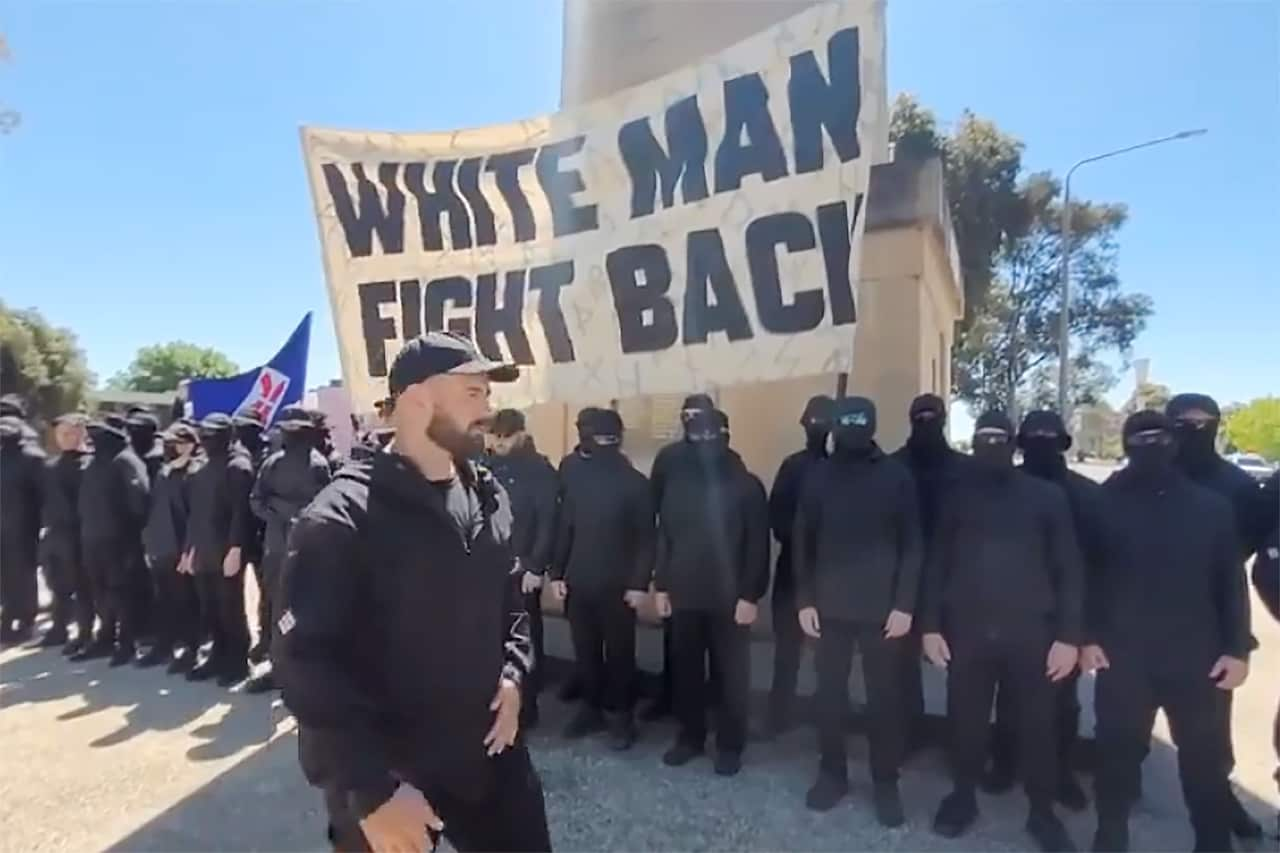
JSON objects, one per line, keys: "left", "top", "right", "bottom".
{"left": 143, "top": 460, "right": 193, "bottom": 564}
{"left": 552, "top": 448, "right": 653, "bottom": 594}
{"left": 490, "top": 444, "right": 559, "bottom": 573}
{"left": 793, "top": 447, "right": 923, "bottom": 623}
{"left": 185, "top": 450, "right": 255, "bottom": 573}
{"left": 250, "top": 443, "right": 332, "bottom": 563}
{"left": 768, "top": 445, "right": 827, "bottom": 596}
{"left": 79, "top": 438, "right": 149, "bottom": 545}
{"left": 1, "top": 437, "right": 46, "bottom": 554}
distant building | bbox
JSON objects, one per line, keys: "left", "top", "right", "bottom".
{"left": 302, "top": 379, "right": 356, "bottom": 454}
{"left": 85, "top": 388, "right": 177, "bottom": 423}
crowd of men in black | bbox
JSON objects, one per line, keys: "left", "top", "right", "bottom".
{"left": 2, "top": 383, "right": 1278, "bottom": 853}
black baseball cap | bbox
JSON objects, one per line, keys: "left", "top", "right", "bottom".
{"left": 491, "top": 409, "right": 527, "bottom": 437}
{"left": 199, "top": 413, "right": 234, "bottom": 434}
{"left": 388, "top": 332, "right": 518, "bottom": 397}
{"left": 276, "top": 405, "right": 314, "bottom": 431}
{"left": 89, "top": 413, "right": 129, "bottom": 439}
{"left": 233, "top": 410, "right": 266, "bottom": 429}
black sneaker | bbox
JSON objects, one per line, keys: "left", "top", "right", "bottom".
{"left": 244, "top": 670, "right": 277, "bottom": 694}
{"left": 187, "top": 658, "right": 221, "bottom": 682}
{"left": 1227, "top": 791, "right": 1262, "bottom": 840}
{"left": 981, "top": 762, "right": 1017, "bottom": 794}
{"left": 248, "top": 640, "right": 269, "bottom": 665}
{"left": 662, "top": 741, "right": 703, "bottom": 767}
{"left": 62, "top": 637, "right": 85, "bottom": 657}
{"left": 217, "top": 664, "right": 249, "bottom": 688}
{"left": 167, "top": 651, "right": 196, "bottom": 675}
{"left": 640, "top": 697, "right": 672, "bottom": 722}
{"left": 933, "top": 790, "right": 978, "bottom": 839}
{"left": 874, "top": 783, "right": 906, "bottom": 828}
{"left": 607, "top": 714, "right": 636, "bottom": 751}
{"left": 1092, "top": 818, "right": 1129, "bottom": 853}
{"left": 558, "top": 677, "right": 583, "bottom": 703}
{"left": 563, "top": 707, "right": 606, "bottom": 739}
{"left": 109, "top": 646, "right": 136, "bottom": 668}
{"left": 72, "top": 639, "right": 113, "bottom": 662}
{"left": 714, "top": 751, "right": 742, "bottom": 777}
{"left": 1027, "top": 807, "right": 1076, "bottom": 853}
{"left": 135, "top": 645, "right": 172, "bottom": 668}
{"left": 38, "top": 628, "right": 69, "bottom": 648}
{"left": 805, "top": 773, "right": 849, "bottom": 812}
{"left": 1057, "top": 773, "right": 1089, "bottom": 812}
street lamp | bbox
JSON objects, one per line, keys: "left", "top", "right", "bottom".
{"left": 1057, "top": 128, "right": 1208, "bottom": 421}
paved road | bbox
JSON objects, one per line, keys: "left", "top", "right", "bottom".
{"left": 2, "top": 606, "right": 1277, "bottom": 853}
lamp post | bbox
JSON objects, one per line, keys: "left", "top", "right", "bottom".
{"left": 1056, "top": 128, "right": 1207, "bottom": 421}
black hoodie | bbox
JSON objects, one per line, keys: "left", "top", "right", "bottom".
{"left": 552, "top": 445, "right": 653, "bottom": 595}
{"left": 489, "top": 441, "right": 559, "bottom": 573}
{"left": 144, "top": 457, "right": 193, "bottom": 564}
{"left": 767, "top": 441, "right": 827, "bottom": 596}
{"left": 1252, "top": 471, "right": 1278, "bottom": 623}
{"left": 79, "top": 430, "right": 150, "bottom": 545}
{"left": 42, "top": 449, "right": 87, "bottom": 551}
{"left": 274, "top": 453, "right": 531, "bottom": 813}
{"left": 1, "top": 431, "right": 45, "bottom": 553}
{"left": 250, "top": 435, "right": 333, "bottom": 563}
{"left": 185, "top": 440, "right": 255, "bottom": 574}
{"left": 654, "top": 446, "right": 769, "bottom": 611}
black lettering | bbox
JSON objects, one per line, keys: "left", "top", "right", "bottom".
{"left": 528, "top": 261, "right": 577, "bottom": 363}
{"left": 399, "top": 279, "right": 423, "bottom": 340}
{"left": 358, "top": 281, "right": 398, "bottom": 376}
{"left": 457, "top": 157, "right": 497, "bottom": 246}
{"left": 684, "top": 229, "right": 752, "bottom": 344}
{"left": 323, "top": 163, "right": 405, "bottom": 257}
{"left": 817, "top": 197, "right": 862, "bottom": 326}
{"left": 535, "top": 136, "right": 598, "bottom": 237}
{"left": 618, "top": 96, "right": 710, "bottom": 218}
{"left": 714, "top": 73, "right": 788, "bottom": 193}
{"left": 424, "top": 276, "right": 473, "bottom": 338}
{"left": 789, "top": 26, "right": 862, "bottom": 173}
{"left": 476, "top": 270, "right": 535, "bottom": 365}
{"left": 486, "top": 149, "right": 537, "bottom": 243}
{"left": 606, "top": 245, "right": 678, "bottom": 354}
{"left": 746, "top": 212, "right": 824, "bottom": 334}
{"left": 403, "top": 160, "right": 472, "bottom": 252}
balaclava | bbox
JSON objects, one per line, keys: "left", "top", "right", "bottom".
{"left": 686, "top": 409, "right": 727, "bottom": 462}
{"left": 680, "top": 394, "right": 715, "bottom": 440}
{"left": 200, "top": 414, "right": 234, "bottom": 458}
{"left": 88, "top": 418, "right": 128, "bottom": 459}
{"left": 591, "top": 409, "right": 624, "bottom": 455}
{"left": 234, "top": 418, "right": 265, "bottom": 459}
{"left": 831, "top": 396, "right": 877, "bottom": 457}
{"left": 1123, "top": 409, "right": 1177, "bottom": 480}
{"left": 1166, "top": 393, "right": 1221, "bottom": 475}
{"left": 575, "top": 407, "right": 602, "bottom": 457}
{"left": 801, "top": 395, "right": 834, "bottom": 453}
{"left": 905, "top": 394, "right": 949, "bottom": 464}
{"left": 126, "top": 411, "right": 159, "bottom": 459}
{"left": 1018, "top": 410, "right": 1071, "bottom": 481}
{"left": 973, "top": 411, "right": 1015, "bottom": 475}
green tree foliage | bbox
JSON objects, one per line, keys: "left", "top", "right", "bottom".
{"left": 110, "top": 342, "right": 239, "bottom": 392}
{"left": 1224, "top": 397, "right": 1280, "bottom": 459}
{"left": 1124, "top": 381, "right": 1173, "bottom": 414}
{"left": 0, "top": 301, "right": 94, "bottom": 422}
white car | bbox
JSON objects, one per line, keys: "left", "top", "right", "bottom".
{"left": 1228, "top": 453, "right": 1276, "bottom": 483}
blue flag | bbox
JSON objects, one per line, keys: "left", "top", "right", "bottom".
{"left": 188, "top": 313, "right": 312, "bottom": 424}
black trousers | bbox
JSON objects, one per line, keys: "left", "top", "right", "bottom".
{"left": 816, "top": 619, "right": 905, "bottom": 783}
{"left": 992, "top": 670, "right": 1080, "bottom": 779}
{"left": 768, "top": 585, "right": 804, "bottom": 721}
{"left": 523, "top": 588, "right": 545, "bottom": 699}
{"left": 84, "top": 540, "right": 141, "bottom": 648}
{"left": 1094, "top": 657, "right": 1231, "bottom": 849}
{"left": 672, "top": 608, "right": 750, "bottom": 754}
{"left": 899, "top": 631, "right": 926, "bottom": 736}
{"left": 326, "top": 745, "right": 552, "bottom": 853}
{"left": 567, "top": 592, "right": 635, "bottom": 713}
{"left": 255, "top": 549, "right": 286, "bottom": 655}
{"left": 196, "top": 571, "right": 249, "bottom": 668}
{"left": 946, "top": 626, "right": 1056, "bottom": 808}
{"left": 0, "top": 543, "right": 38, "bottom": 629}
{"left": 149, "top": 557, "right": 199, "bottom": 651}
{"left": 41, "top": 541, "right": 79, "bottom": 633}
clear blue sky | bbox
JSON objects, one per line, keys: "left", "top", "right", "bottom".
{"left": 3, "top": 1, "right": 1276, "bottom": 408}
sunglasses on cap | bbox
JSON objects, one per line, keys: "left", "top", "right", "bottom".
{"left": 834, "top": 411, "right": 870, "bottom": 427}
{"left": 1126, "top": 428, "right": 1171, "bottom": 447}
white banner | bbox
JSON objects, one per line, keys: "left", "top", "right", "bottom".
{"left": 302, "top": 0, "right": 886, "bottom": 412}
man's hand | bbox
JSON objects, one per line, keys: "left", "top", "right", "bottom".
{"left": 1080, "top": 644, "right": 1110, "bottom": 673}
{"left": 798, "top": 606, "right": 821, "bottom": 639}
{"left": 922, "top": 632, "right": 951, "bottom": 668}
{"left": 222, "top": 546, "right": 242, "bottom": 578}
{"left": 358, "top": 782, "right": 443, "bottom": 853}
{"left": 1046, "top": 642, "right": 1079, "bottom": 682}
{"left": 549, "top": 580, "right": 567, "bottom": 601}
{"left": 623, "top": 590, "right": 648, "bottom": 610}
{"left": 734, "top": 599, "right": 758, "bottom": 626}
{"left": 520, "top": 572, "right": 544, "bottom": 595}
{"left": 883, "top": 609, "right": 912, "bottom": 639}
{"left": 653, "top": 592, "right": 672, "bottom": 618}
{"left": 484, "top": 677, "right": 521, "bottom": 756}
{"left": 1209, "top": 655, "right": 1249, "bottom": 691}
{"left": 178, "top": 549, "right": 194, "bottom": 575}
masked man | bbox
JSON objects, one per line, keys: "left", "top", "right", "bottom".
{"left": 41, "top": 413, "right": 89, "bottom": 652}
{"left": 140, "top": 422, "right": 200, "bottom": 670}
{"left": 0, "top": 413, "right": 45, "bottom": 645}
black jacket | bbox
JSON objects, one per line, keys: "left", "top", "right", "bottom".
{"left": 1253, "top": 472, "right": 1278, "bottom": 623}
{"left": 1018, "top": 462, "right": 1108, "bottom": 572}
{"left": 793, "top": 447, "right": 923, "bottom": 623}
{"left": 274, "top": 454, "right": 530, "bottom": 813}
{"left": 651, "top": 439, "right": 746, "bottom": 510}
{"left": 42, "top": 450, "right": 87, "bottom": 553}
{"left": 1179, "top": 455, "right": 1268, "bottom": 557}
{"left": 489, "top": 443, "right": 559, "bottom": 573}
{"left": 552, "top": 447, "right": 653, "bottom": 595}
{"left": 654, "top": 448, "right": 769, "bottom": 611}
{"left": 920, "top": 469, "right": 1085, "bottom": 645}
{"left": 890, "top": 443, "right": 969, "bottom": 542}
{"left": 78, "top": 434, "right": 150, "bottom": 545}
{"left": 768, "top": 445, "right": 827, "bottom": 595}
{"left": 0, "top": 435, "right": 45, "bottom": 554}
{"left": 1093, "top": 467, "right": 1251, "bottom": 668}
{"left": 144, "top": 459, "right": 193, "bottom": 565}
{"left": 250, "top": 442, "right": 332, "bottom": 563}
{"left": 185, "top": 448, "right": 255, "bottom": 574}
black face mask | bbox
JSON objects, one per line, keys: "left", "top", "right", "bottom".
{"left": 236, "top": 425, "right": 264, "bottom": 453}
{"left": 973, "top": 438, "right": 1014, "bottom": 474}
{"left": 89, "top": 429, "right": 125, "bottom": 458}
{"left": 907, "top": 416, "right": 948, "bottom": 460}
{"left": 804, "top": 424, "right": 828, "bottom": 452}
{"left": 1127, "top": 438, "right": 1176, "bottom": 478}
{"left": 128, "top": 427, "right": 155, "bottom": 456}
{"left": 1172, "top": 421, "right": 1218, "bottom": 471}
{"left": 283, "top": 430, "right": 312, "bottom": 452}
{"left": 832, "top": 425, "right": 875, "bottom": 455}
{"left": 1020, "top": 436, "right": 1066, "bottom": 479}
{"left": 202, "top": 432, "right": 231, "bottom": 457}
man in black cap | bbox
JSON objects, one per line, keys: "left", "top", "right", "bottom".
{"left": 1165, "top": 392, "right": 1265, "bottom": 840}
{"left": 274, "top": 332, "right": 549, "bottom": 853}
{"left": 307, "top": 410, "right": 345, "bottom": 475}
{"left": 40, "top": 413, "right": 89, "bottom": 652}
{"left": 793, "top": 396, "right": 921, "bottom": 824}
{"left": 232, "top": 411, "right": 271, "bottom": 664}
{"left": 488, "top": 408, "right": 560, "bottom": 729}
{"left": 1089, "top": 410, "right": 1250, "bottom": 852}
{"left": 244, "top": 406, "right": 334, "bottom": 693}
{"left": 74, "top": 414, "right": 150, "bottom": 664}
{"left": 0, "top": 413, "right": 45, "bottom": 645}
{"left": 0, "top": 394, "right": 41, "bottom": 445}
{"left": 891, "top": 393, "right": 969, "bottom": 746}
{"left": 654, "top": 407, "right": 769, "bottom": 777}
{"left": 126, "top": 406, "right": 164, "bottom": 643}
{"left": 139, "top": 422, "right": 200, "bottom": 670}
{"left": 183, "top": 412, "right": 256, "bottom": 686}
{"left": 982, "top": 411, "right": 1107, "bottom": 810}
{"left": 921, "top": 410, "right": 1083, "bottom": 852}
{"left": 550, "top": 408, "right": 653, "bottom": 749}
{"left": 764, "top": 394, "right": 833, "bottom": 737}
